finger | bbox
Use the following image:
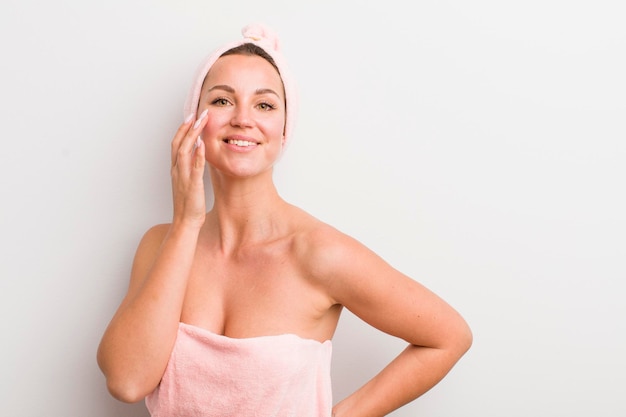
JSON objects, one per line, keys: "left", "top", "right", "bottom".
{"left": 171, "top": 113, "right": 195, "bottom": 167}
{"left": 178, "top": 109, "right": 209, "bottom": 161}
{"left": 192, "top": 138, "right": 205, "bottom": 174}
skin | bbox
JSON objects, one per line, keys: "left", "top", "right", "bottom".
{"left": 97, "top": 53, "right": 472, "bottom": 416}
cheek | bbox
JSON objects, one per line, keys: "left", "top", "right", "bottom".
{"left": 260, "top": 114, "right": 286, "bottom": 139}
{"left": 200, "top": 113, "right": 226, "bottom": 138}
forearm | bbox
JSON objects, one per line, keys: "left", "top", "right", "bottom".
{"left": 333, "top": 344, "right": 466, "bottom": 417}
{"left": 97, "top": 224, "right": 200, "bottom": 401}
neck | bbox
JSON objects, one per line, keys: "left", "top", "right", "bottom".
{"left": 205, "top": 168, "right": 288, "bottom": 252}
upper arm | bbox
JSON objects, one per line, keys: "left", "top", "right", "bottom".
{"left": 121, "top": 223, "right": 171, "bottom": 307}
{"left": 307, "top": 228, "right": 470, "bottom": 349}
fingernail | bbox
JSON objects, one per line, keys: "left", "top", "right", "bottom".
{"left": 193, "top": 109, "right": 208, "bottom": 129}
{"left": 184, "top": 113, "right": 194, "bottom": 124}
{"left": 195, "top": 137, "right": 202, "bottom": 148}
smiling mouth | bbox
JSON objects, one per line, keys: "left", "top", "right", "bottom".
{"left": 224, "top": 139, "right": 259, "bottom": 147}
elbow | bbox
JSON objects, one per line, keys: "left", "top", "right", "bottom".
{"left": 460, "top": 323, "right": 473, "bottom": 354}
{"left": 105, "top": 377, "right": 152, "bottom": 404}
{"left": 453, "top": 318, "right": 473, "bottom": 358}
{"left": 97, "top": 350, "right": 155, "bottom": 404}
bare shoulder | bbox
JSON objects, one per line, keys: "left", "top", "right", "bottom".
{"left": 133, "top": 223, "right": 171, "bottom": 267}
{"left": 126, "top": 223, "right": 171, "bottom": 293}
{"left": 137, "top": 223, "right": 171, "bottom": 252}
{"left": 288, "top": 206, "right": 379, "bottom": 286}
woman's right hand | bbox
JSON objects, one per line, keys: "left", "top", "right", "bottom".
{"left": 170, "top": 109, "right": 209, "bottom": 228}
{"left": 97, "top": 109, "right": 211, "bottom": 402}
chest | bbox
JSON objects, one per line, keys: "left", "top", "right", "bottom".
{"left": 180, "top": 244, "right": 327, "bottom": 336}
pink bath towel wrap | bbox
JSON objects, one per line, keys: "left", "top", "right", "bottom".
{"left": 145, "top": 322, "right": 333, "bottom": 417}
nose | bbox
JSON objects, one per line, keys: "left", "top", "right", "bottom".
{"left": 230, "top": 105, "right": 253, "bottom": 128}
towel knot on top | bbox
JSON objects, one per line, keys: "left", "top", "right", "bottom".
{"left": 242, "top": 23, "right": 281, "bottom": 52}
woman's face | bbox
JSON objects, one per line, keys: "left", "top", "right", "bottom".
{"left": 197, "top": 54, "right": 286, "bottom": 179}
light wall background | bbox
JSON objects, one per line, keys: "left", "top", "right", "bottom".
{"left": 1, "top": 1, "right": 624, "bottom": 416}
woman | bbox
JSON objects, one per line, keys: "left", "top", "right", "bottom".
{"left": 97, "top": 23, "right": 472, "bottom": 417}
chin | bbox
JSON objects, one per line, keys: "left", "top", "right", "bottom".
{"left": 212, "top": 163, "right": 274, "bottom": 180}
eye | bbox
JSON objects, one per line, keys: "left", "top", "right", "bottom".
{"left": 257, "top": 102, "right": 276, "bottom": 111}
{"left": 211, "top": 97, "right": 231, "bottom": 106}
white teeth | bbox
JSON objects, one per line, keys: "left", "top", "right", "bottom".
{"left": 227, "top": 139, "right": 257, "bottom": 147}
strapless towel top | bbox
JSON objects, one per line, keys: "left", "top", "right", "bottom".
{"left": 145, "top": 322, "right": 333, "bottom": 417}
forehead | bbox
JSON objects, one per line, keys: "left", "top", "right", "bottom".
{"left": 203, "top": 54, "right": 284, "bottom": 95}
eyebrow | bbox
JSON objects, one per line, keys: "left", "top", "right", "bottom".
{"left": 207, "top": 85, "right": 281, "bottom": 98}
